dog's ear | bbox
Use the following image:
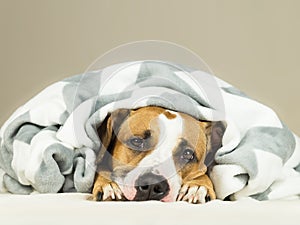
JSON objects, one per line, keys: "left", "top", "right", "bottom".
{"left": 96, "top": 109, "right": 131, "bottom": 165}
{"left": 204, "top": 121, "right": 226, "bottom": 167}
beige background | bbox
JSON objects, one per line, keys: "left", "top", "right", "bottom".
{"left": 0, "top": 0, "right": 299, "bottom": 134}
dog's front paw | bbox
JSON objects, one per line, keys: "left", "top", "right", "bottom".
{"left": 176, "top": 184, "right": 216, "bottom": 204}
{"left": 92, "top": 181, "right": 123, "bottom": 201}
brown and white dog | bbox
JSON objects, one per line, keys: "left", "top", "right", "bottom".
{"left": 92, "top": 106, "right": 225, "bottom": 204}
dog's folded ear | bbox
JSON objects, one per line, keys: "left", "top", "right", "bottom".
{"left": 204, "top": 121, "right": 226, "bottom": 167}
{"left": 96, "top": 109, "right": 131, "bottom": 165}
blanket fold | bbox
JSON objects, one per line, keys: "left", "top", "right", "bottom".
{"left": 1, "top": 60, "right": 300, "bottom": 200}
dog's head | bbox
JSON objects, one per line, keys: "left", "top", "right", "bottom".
{"left": 96, "top": 106, "right": 224, "bottom": 202}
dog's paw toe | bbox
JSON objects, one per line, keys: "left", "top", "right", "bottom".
{"left": 102, "top": 183, "right": 123, "bottom": 200}
{"left": 92, "top": 182, "right": 123, "bottom": 201}
{"left": 177, "top": 185, "right": 214, "bottom": 204}
{"left": 92, "top": 186, "right": 103, "bottom": 201}
{"left": 96, "top": 191, "right": 104, "bottom": 201}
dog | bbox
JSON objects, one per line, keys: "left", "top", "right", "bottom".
{"left": 92, "top": 106, "right": 225, "bottom": 204}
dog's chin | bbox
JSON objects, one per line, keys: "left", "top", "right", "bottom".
{"left": 160, "top": 192, "right": 178, "bottom": 202}
{"left": 118, "top": 183, "right": 137, "bottom": 201}
{"left": 115, "top": 179, "right": 180, "bottom": 202}
{"left": 122, "top": 187, "right": 178, "bottom": 202}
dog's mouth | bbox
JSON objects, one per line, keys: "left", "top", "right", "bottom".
{"left": 111, "top": 167, "right": 181, "bottom": 202}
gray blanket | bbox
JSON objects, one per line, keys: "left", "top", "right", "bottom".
{"left": 1, "top": 60, "right": 300, "bottom": 200}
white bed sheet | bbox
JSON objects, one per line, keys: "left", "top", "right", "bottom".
{"left": 1, "top": 193, "right": 299, "bottom": 225}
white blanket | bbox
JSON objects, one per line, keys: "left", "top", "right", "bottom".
{"left": 1, "top": 193, "right": 300, "bottom": 225}
{"left": 0, "top": 60, "right": 300, "bottom": 200}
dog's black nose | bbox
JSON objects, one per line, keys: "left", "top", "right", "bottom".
{"left": 134, "top": 173, "right": 170, "bottom": 201}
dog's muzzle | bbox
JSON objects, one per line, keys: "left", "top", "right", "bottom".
{"left": 133, "top": 173, "right": 170, "bottom": 201}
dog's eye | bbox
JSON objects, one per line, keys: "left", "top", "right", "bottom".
{"left": 181, "top": 149, "right": 195, "bottom": 162}
{"left": 128, "top": 137, "right": 145, "bottom": 150}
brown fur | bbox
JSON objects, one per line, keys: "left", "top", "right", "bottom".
{"left": 92, "top": 106, "right": 223, "bottom": 202}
